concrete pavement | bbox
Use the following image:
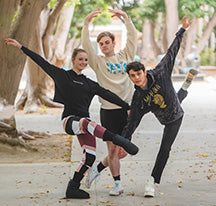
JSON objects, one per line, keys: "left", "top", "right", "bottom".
{"left": 0, "top": 70, "right": 216, "bottom": 205}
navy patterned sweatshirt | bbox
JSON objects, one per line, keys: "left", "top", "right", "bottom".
{"left": 21, "top": 46, "right": 130, "bottom": 119}
{"left": 122, "top": 28, "right": 186, "bottom": 140}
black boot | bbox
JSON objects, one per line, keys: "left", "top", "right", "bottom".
{"left": 112, "top": 134, "right": 139, "bottom": 155}
{"left": 66, "top": 179, "right": 90, "bottom": 199}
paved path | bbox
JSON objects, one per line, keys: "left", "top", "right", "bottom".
{"left": 1, "top": 70, "right": 216, "bottom": 205}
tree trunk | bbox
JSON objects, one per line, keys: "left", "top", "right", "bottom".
{"left": 64, "top": 37, "right": 81, "bottom": 68}
{"left": 42, "top": 0, "right": 67, "bottom": 60}
{"left": 17, "top": 19, "right": 48, "bottom": 112}
{"left": 161, "top": 17, "right": 168, "bottom": 52}
{"left": 164, "top": 0, "right": 179, "bottom": 46}
{"left": 51, "top": 4, "right": 75, "bottom": 66}
{"left": 0, "top": 0, "right": 50, "bottom": 106}
{"left": 183, "top": 17, "right": 198, "bottom": 57}
{"left": 16, "top": 1, "right": 71, "bottom": 111}
{"left": 149, "top": 20, "right": 162, "bottom": 58}
{"left": 141, "top": 20, "right": 156, "bottom": 65}
{"left": 0, "top": 101, "right": 17, "bottom": 138}
{"left": 0, "top": 0, "right": 49, "bottom": 139}
{"left": 16, "top": 5, "right": 65, "bottom": 112}
{"left": 197, "top": 12, "right": 216, "bottom": 54}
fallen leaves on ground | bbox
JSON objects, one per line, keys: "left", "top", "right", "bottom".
{"left": 100, "top": 200, "right": 110, "bottom": 203}
{"left": 126, "top": 192, "right": 135, "bottom": 196}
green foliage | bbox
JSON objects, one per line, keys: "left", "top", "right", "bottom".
{"left": 65, "top": 0, "right": 77, "bottom": 7}
{"left": 49, "top": 0, "right": 57, "bottom": 9}
{"left": 121, "top": 0, "right": 165, "bottom": 32}
{"left": 69, "top": 0, "right": 113, "bottom": 38}
{"left": 68, "top": 0, "right": 216, "bottom": 41}
{"left": 200, "top": 46, "right": 216, "bottom": 66}
{"left": 11, "top": 10, "right": 19, "bottom": 26}
{"left": 179, "top": 0, "right": 215, "bottom": 19}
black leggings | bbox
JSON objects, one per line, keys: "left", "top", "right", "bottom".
{"left": 151, "top": 116, "right": 183, "bottom": 183}
{"left": 151, "top": 88, "right": 188, "bottom": 184}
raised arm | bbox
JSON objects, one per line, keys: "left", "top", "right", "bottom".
{"left": 83, "top": 8, "right": 102, "bottom": 26}
{"left": 81, "top": 8, "right": 102, "bottom": 71}
{"left": 5, "top": 38, "right": 60, "bottom": 79}
{"left": 155, "top": 15, "right": 192, "bottom": 74}
{"left": 108, "top": 8, "right": 137, "bottom": 61}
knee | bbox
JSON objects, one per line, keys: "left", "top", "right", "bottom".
{"left": 108, "top": 146, "right": 118, "bottom": 160}
{"left": 79, "top": 118, "right": 90, "bottom": 133}
{"left": 85, "top": 152, "right": 96, "bottom": 167}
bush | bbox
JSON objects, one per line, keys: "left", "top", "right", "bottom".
{"left": 200, "top": 47, "right": 216, "bottom": 66}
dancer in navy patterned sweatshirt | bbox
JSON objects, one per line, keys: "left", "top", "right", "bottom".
{"left": 121, "top": 15, "right": 198, "bottom": 197}
{"left": 5, "top": 38, "right": 138, "bottom": 199}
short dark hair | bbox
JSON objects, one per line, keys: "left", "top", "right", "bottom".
{"left": 126, "top": 61, "right": 145, "bottom": 74}
{"left": 72, "top": 48, "right": 87, "bottom": 60}
{"left": 97, "top": 31, "right": 115, "bottom": 43}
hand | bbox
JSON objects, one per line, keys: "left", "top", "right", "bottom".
{"left": 127, "top": 109, "right": 130, "bottom": 116}
{"left": 84, "top": 8, "right": 102, "bottom": 25}
{"left": 5, "top": 38, "right": 22, "bottom": 49}
{"left": 182, "top": 14, "right": 192, "bottom": 29}
{"left": 108, "top": 8, "right": 128, "bottom": 19}
{"left": 117, "top": 146, "right": 128, "bottom": 159}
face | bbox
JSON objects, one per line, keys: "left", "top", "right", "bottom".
{"left": 98, "top": 36, "right": 116, "bottom": 57}
{"left": 72, "top": 52, "right": 88, "bottom": 72}
{"left": 128, "top": 69, "right": 147, "bottom": 88}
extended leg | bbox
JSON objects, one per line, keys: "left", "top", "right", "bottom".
{"left": 144, "top": 117, "right": 183, "bottom": 198}
{"left": 177, "top": 68, "right": 198, "bottom": 103}
{"left": 80, "top": 118, "right": 138, "bottom": 155}
{"left": 151, "top": 116, "right": 183, "bottom": 184}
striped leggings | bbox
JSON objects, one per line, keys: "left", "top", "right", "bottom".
{"left": 62, "top": 115, "right": 105, "bottom": 175}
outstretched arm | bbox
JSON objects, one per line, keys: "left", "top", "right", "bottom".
{"left": 81, "top": 8, "right": 102, "bottom": 71}
{"left": 155, "top": 15, "right": 192, "bottom": 74}
{"left": 93, "top": 81, "right": 130, "bottom": 110}
{"left": 5, "top": 38, "right": 60, "bottom": 79}
{"left": 109, "top": 8, "right": 137, "bottom": 61}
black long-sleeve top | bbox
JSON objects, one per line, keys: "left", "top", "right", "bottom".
{"left": 122, "top": 28, "right": 185, "bottom": 140}
{"left": 21, "top": 46, "right": 130, "bottom": 119}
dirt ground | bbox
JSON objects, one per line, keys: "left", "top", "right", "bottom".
{"left": 0, "top": 108, "right": 72, "bottom": 164}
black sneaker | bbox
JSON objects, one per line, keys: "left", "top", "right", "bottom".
{"left": 112, "top": 134, "right": 139, "bottom": 155}
{"left": 66, "top": 180, "right": 90, "bottom": 199}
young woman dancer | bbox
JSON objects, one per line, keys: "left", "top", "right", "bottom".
{"left": 5, "top": 38, "right": 138, "bottom": 199}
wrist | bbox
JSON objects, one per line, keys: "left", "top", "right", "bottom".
{"left": 122, "top": 14, "right": 129, "bottom": 19}
{"left": 84, "top": 21, "right": 89, "bottom": 26}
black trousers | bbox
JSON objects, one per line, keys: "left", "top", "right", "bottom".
{"left": 151, "top": 88, "right": 187, "bottom": 184}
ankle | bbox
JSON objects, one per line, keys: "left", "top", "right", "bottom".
{"left": 113, "top": 175, "right": 121, "bottom": 181}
